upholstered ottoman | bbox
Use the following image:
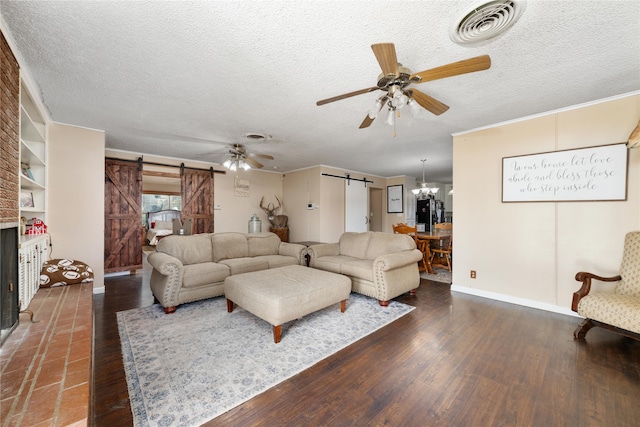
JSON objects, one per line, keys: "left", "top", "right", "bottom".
{"left": 224, "top": 264, "right": 351, "bottom": 343}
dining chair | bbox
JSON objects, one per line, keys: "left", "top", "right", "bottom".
{"left": 392, "top": 223, "right": 430, "bottom": 273}
{"left": 434, "top": 222, "right": 453, "bottom": 231}
{"left": 430, "top": 233, "right": 452, "bottom": 272}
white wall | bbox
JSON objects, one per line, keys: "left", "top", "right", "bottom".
{"left": 283, "top": 166, "right": 387, "bottom": 243}
{"left": 452, "top": 93, "right": 640, "bottom": 314}
{"left": 48, "top": 123, "right": 105, "bottom": 289}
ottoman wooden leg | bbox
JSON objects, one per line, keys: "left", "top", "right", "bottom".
{"left": 273, "top": 325, "right": 282, "bottom": 344}
{"left": 340, "top": 299, "right": 347, "bottom": 313}
{"left": 226, "top": 299, "right": 235, "bottom": 313}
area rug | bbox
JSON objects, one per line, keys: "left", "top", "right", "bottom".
{"left": 420, "top": 268, "right": 452, "bottom": 283}
{"left": 117, "top": 293, "right": 414, "bottom": 427}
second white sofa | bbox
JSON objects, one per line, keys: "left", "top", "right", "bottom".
{"left": 307, "top": 231, "right": 423, "bottom": 306}
{"left": 147, "top": 232, "right": 306, "bottom": 313}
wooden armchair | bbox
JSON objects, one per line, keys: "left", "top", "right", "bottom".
{"left": 572, "top": 231, "right": 640, "bottom": 340}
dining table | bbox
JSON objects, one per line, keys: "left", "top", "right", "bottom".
{"left": 416, "top": 230, "right": 452, "bottom": 274}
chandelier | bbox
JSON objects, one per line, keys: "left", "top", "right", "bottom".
{"left": 222, "top": 154, "right": 251, "bottom": 171}
{"left": 367, "top": 85, "right": 421, "bottom": 137}
{"left": 412, "top": 159, "right": 439, "bottom": 196}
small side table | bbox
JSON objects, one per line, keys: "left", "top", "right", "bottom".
{"left": 270, "top": 227, "right": 289, "bottom": 243}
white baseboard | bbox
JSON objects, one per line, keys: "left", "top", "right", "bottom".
{"left": 450, "top": 285, "right": 581, "bottom": 318}
{"left": 93, "top": 286, "right": 105, "bottom": 294}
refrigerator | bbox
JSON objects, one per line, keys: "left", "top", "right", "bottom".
{"left": 416, "top": 199, "right": 444, "bottom": 232}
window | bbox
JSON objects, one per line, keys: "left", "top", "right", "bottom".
{"left": 142, "top": 194, "right": 181, "bottom": 213}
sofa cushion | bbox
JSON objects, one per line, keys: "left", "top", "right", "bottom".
{"left": 157, "top": 234, "right": 213, "bottom": 265}
{"left": 258, "top": 254, "right": 299, "bottom": 269}
{"left": 211, "top": 233, "right": 249, "bottom": 262}
{"left": 313, "top": 255, "right": 360, "bottom": 274}
{"left": 341, "top": 259, "right": 374, "bottom": 281}
{"left": 247, "top": 233, "right": 281, "bottom": 257}
{"left": 339, "top": 232, "right": 371, "bottom": 259}
{"left": 182, "top": 262, "right": 230, "bottom": 288}
{"left": 219, "top": 257, "right": 269, "bottom": 275}
{"left": 365, "top": 232, "right": 416, "bottom": 260}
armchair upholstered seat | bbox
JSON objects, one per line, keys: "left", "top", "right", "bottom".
{"left": 571, "top": 231, "right": 640, "bottom": 340}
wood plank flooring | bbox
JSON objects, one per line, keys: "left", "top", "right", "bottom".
{"left": 92, "top": 262, "right": 640, "bottom": 426}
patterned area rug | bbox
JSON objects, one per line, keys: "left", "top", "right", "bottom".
{"left": 118, "top": 293, "right": 414, "bottom": 427}
{"left": 420, "top": 268, "right": 452, "bottom": 283}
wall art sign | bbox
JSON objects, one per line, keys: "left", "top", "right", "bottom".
{"left": 234, "top": 177, "right": 250, "bottom": 197}
{"left": 502, "top": 143, "right": 628, "bottom": 202}
{"left": 387, "top": 185, "right": 404, "bottom": 213}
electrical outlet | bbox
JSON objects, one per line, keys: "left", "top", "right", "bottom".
{"left": 470, "top": 270, "right": 477, "bottom": 279}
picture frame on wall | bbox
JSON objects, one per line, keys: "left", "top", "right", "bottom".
{"left": 19, "top": 191, "right": 34, "bottom": 208}
{"left": 387, "top": 185, "right": 403, "bottom": 213}
{"left": 502, "top": 143, "right": 628, "bottom": 202}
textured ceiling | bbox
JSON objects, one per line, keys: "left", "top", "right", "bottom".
{"left": 1, "top": 1, "right": 639, "bottom": 183}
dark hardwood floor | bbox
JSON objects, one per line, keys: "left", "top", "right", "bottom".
{"left": 93, "top": 260, "right": 640, "bottom": 426}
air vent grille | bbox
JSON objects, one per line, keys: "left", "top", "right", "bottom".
{"left": 450, "top": 0, "right": 526, "bottom": 44}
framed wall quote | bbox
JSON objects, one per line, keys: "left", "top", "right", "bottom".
{"left": 502, "top": 143, "right": 628, "bottom": 202}
{"left": 387, "top": 185, "right": 403, "bottom": 213}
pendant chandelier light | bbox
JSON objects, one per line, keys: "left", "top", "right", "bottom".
{"left": 412, "top": 159, "right": 439, "bottom": 196}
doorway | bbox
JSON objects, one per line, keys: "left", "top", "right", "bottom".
{"left": 345, "top": 180, "right": 369, "bottom": 232}
{"left": 369, "top": 187, "right": 383, "bottom": 232}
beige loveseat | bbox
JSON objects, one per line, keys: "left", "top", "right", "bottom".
{"left": 147, "top": 232, "right": 306, "bottom": 313}
{"left": 307, "top": 231, "right": 423, "bottom": 306}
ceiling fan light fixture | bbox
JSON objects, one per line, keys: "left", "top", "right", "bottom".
{"left": 385, "top": 108, "right": 395, "bottom": 126}
{"left": 408, "top": 97, "right": 420, "bottom": 117}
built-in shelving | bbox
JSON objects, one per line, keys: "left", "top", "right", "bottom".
{"left": 19, "top": 81, "right": 47, "bottom": 232}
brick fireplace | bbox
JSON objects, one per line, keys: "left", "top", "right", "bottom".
{"left": 1, "top": 29, "right": 21, "bottom": 344}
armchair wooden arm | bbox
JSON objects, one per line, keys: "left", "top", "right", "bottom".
{"left": 571, "top": 272, "right": 622, "bottom": 312}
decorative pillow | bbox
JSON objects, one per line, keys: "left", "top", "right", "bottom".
{"left": 154, "top": 220, "right": 173, "bottom": 230}
{"left": 40, "top": 259, "right": 94, "bottom": 288}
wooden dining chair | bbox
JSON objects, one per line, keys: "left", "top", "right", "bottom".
{"left": 430, "top": 234, "right": 452, "bottom": 272}
{"left": 434, "top": 222, "right": 453, "bottom": 231}
{"left": 392, "top": 223, "right": 430, "bottom": 273}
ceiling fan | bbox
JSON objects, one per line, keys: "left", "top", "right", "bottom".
{"left": 316, "top": 43, "right": 491, "bottom": 129}
{"left": 221, "top": 143, "right": 274, "bottom": 170}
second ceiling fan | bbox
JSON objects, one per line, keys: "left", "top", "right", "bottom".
{"left": 316, "top": 43, "right": 491, "bottom": 129}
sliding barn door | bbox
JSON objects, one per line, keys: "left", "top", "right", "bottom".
{"left": 181, "top": 168, "right": 214, "bottom": 234}
{"left": 104, "top": 159, "right": 142, "bottom": 273}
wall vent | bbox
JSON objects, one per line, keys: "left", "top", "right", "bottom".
{"left": 450, "top": 0, "right": 527, "bottom": 45}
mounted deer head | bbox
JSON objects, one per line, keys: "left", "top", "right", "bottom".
{"left": 260, "top": 195, "right": 288, "bottom": 228}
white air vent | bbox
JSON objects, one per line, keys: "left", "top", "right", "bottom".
{"left": 450, "top": 0, "right": 527, "bottom": 45}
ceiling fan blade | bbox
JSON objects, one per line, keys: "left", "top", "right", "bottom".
{"left": 359, "top": 114, "right": 376, "bottom": 129}
{"left": 371, "top": 43, "right": 399, "bottom": 78}
{"left": 243, "top": 156, "right": 264, "bottom": 169}
{"left": 251, "top": 153, "right": 274, "bottom": 160}
{"left": 410, "top": 89, "right": 450, "bottom": 116}
{"left": 410, "top": 55, "right": 491, "bottom": 83}
{"left": 317, "top": 86, "right": 379, "bottom": 106}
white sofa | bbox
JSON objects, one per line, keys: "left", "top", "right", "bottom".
{"left": 147, "top": 232, "right": 306, "bottom": 313}
{"left": 307, "top": 231, "right": 423, "bottom": 306}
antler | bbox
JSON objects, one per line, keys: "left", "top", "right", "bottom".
{"left": 259, "top": 196, "right": 276, "bottom": 216}
{"left": 274, "top": 195, "right": 283, "bottom": 211}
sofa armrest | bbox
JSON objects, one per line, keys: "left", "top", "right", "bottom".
{"left": 147, "top": 252, "right": 185, "bottom": 310}
{"left": 147, "top": 251, "right": 184, "bottom": 275}
{"left": 278, "top": 242, "right": 308, "bottom": 265}
{"left": 572, "top": 271, "right": 622, "bottom": 312}
{"left": 307, "top": 243, "right": 340, "bottom": 261}
{"left": 374, "top": 249, "right": 423, "bottom": 272}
